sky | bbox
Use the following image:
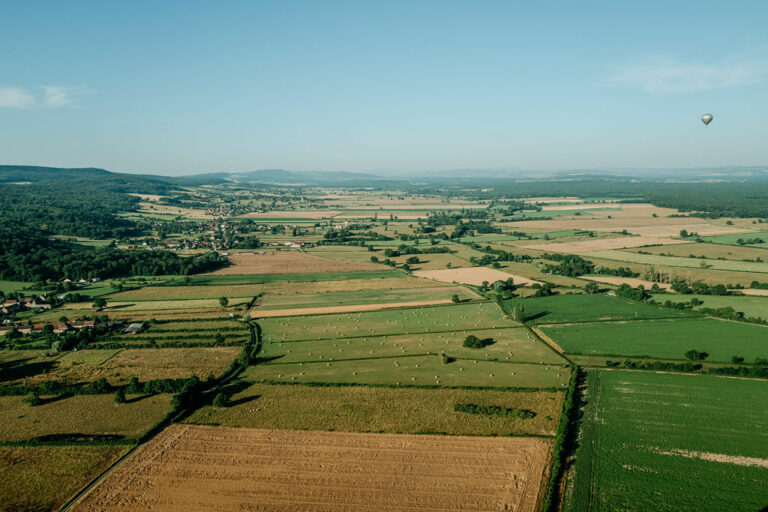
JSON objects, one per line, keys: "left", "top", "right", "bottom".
{"left": 1, "top": 1, "right": 767, "bottom": 175}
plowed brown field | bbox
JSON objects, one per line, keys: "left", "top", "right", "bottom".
{"left": 74, "top": 425, "right": 551, "bottom": 512}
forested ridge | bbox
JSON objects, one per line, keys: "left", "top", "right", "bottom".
{"left": 462, "top": 177, "right": 768, "bottom": 218}
{"left": 0, "top": 222, "right": 226, "bottom": 281}
{"left": 0, "top": 166, "right": 226, "bottom": 281}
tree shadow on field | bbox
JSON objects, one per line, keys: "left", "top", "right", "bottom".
{"left": 125, "top": 394, "right": 154, "bottom": 404}
{"left": 524, "top": 311, "right": 550, "bottom": 323}
{"left": 252, "top": 355, "right": 285, "bottom": 364}
{"left": 105, "top": 303, "right": 135, "bottom": 310}
{"left": 228, "top": 394, "right": 262, "bottom": 407}
{"left": 0, "top": 358, "right": 57, "bottom": 383}
{"left": 211, "top": 380, "right": 259, "bottom": 407}
{"left": 37, "top": 393, "right": 72, "bottom": 406}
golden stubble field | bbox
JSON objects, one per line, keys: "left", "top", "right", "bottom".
{"left": 414, "top": 267, "right": 542, "bottom": 286}
{"left": 74, "top": 424, "right": 551, "bottom": 512}
{"left": 208, "top": 250, "right": 381, "bottom": 274}
{"left": 525, "top": 236, "right": 687, "bottom": 253}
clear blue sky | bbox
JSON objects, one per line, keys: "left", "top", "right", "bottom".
{"left": 1, "top": 1, "right": 767, "bottom": 175}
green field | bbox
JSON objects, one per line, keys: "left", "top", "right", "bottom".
{"left": 257, "top": 302, "right": 512, "bottom": 342}
{"left": 0, "top": 280, "right": 34, "bottom": 294}
{"left": 187, "top": 383, "right": 563, "bottom": 436}
{"left": 564, "top": 370, "right": 768, "bottom": 511}
{"left": 700, "top": 231, "right": 768, "bottom": 249}
{"left": 541, "top": 317, "right": 768, "bottom": 363}
{"left": 0, "top": 393, "right": 173, "bottom": 442}
{"left": 583, "top": 249, "right": 768, "bottom": 274}
{"left": 504, "top": 294, "right": 694, "bottom": 325}
{"left": 260, "top": 327, "right": 564, "bottom": 365}
{"left": 651, "top": 294, "right": 768, "bottom": 319}
{"left": 257, "top": 285, "right": 476, "bottom": 310}
{"left": 246, "top": 354, "right": 569, "bottom": 388}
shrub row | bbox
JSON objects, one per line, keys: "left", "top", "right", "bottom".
{"left": 453, "top": 403, "right": 536, "bottom": 419}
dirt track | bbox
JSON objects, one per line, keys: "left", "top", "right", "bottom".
{"left": 74, "top": 425, "right": 551, "bottom": 512}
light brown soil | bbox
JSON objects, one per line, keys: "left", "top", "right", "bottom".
{"left": 250, "top": 299, "right": 453, "bottom": 318}
{"left": 127, "top": 193, "right": 164, "bottom": 201}
{"left": 531, "top": 327, "right": 565, "bottom": 354}
{"left": 540, "top": 203, "right": 614, "bottom": 211}
{"left": 739, "top": 288, "right": 768, "bottom": 296}
{"left": 414, "top": 267, "right": 541, "bottom": 286}
{"left": 522, "top": 196, "right": 583, "bottom": 203}
{"left": 595, "top": 223, "right": 752, "bottom": 237}
{"left": 525, "top": 236, "right": 686, "bottom": 253}
{"left": 657, "top": 448, "right": 768, "bottom": 469}
{"left": 74, "top": 425, "right": 551, "bottom": 512}
{"left": 208, "top": 250, "right": 381, "bottom": 274}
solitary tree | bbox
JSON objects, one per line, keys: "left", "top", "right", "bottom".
{"left": 24, "top": 392, "right": 41, "bottom": 407}
{"left": 585, "top": 282, "right": 600, "bottom": 295}
{"left": 219, "top": 297, "right": 229, "bottom": 308}
{"left": 212, "top": 392, "right": 228, "bottom": 407}
{"left": 92, "top": 298, "right": 107, "bottom": 311}
{"left": 510, "top": 304, "right": 525, "bottom": 323}
{"left": 685, "top": 349, "right": 708, "bottom": 361}
{"left": 114, "top": 389, "right": 126, "bottom": 404}
{"left": 463, "top": 335, "right": 489, "bottom": 349}
{"left": 451, "top": 294, "right": 461, "bottom": 304}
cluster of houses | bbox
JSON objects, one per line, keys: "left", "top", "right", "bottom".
{"left": 0, "top": 319, "right": 134, "bottom": 337}
{"left": 1, "top": 296, "right": 52, "bottom": 315}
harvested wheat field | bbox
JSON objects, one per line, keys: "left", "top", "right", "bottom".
{"left": 594, "top": 223, "right": 752, "bottom": 237}
{"left": 739, "top": 288, "right": 768, "bottom": 296}
{"left": 74, "top": 425, "right": 551, "bottom": 512}
{"left": 525, "top": 236, "right": 686, "bottom": 253}
{"left": 414, "top": 267, "right": 541, "bottom": 286}
{"left": 208, "top": 250, "right": 380, "bottom": 274}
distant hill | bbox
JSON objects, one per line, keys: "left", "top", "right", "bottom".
{"left": 0, "top": 165, "right": 383, "bottom": 188}
{"left": 0, "top": 165, "right": 177, "bottom": 193}
{"left": 189, "top": 168, "right": 383, "bottom": 184}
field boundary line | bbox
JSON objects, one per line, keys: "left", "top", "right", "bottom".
{"left": 530, "top": 327, "right": 567, "bottom": 357}
{"left": 58, "top": 321, "right": 259, "bottom": 511}
{"left": 600, "top": 366, "right": 768, "bottom": 382}
{"left": 97, "top": 348, "right": 124, "bottom": 365}
{"left": 535, "top": 316, "right": 701, "bottom": 328}
{"left": 262, "top": 325, "right": 526, "bottom": 344}
{"left": 253, "top": 299, "right": 498, "bottom": 320}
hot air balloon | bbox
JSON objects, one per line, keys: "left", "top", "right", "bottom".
{"left": 701, "top": 113, "right": 713, "bottom": 126}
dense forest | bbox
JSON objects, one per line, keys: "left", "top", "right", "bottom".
{"left": 0, "top": 167, "right": 227, "bottom": 280}
{"left": 0, "top": 166, "right": 178, "bottom": 238}
{"left": 473, "top": 178, "right": 768, "bottom": 219}
{"left": 0, "top": 223, "right": 226, "bottom": 281}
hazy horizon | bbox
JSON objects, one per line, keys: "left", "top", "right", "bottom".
{"left": 2, "top": 1, "right": 767, "bottom": 175}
